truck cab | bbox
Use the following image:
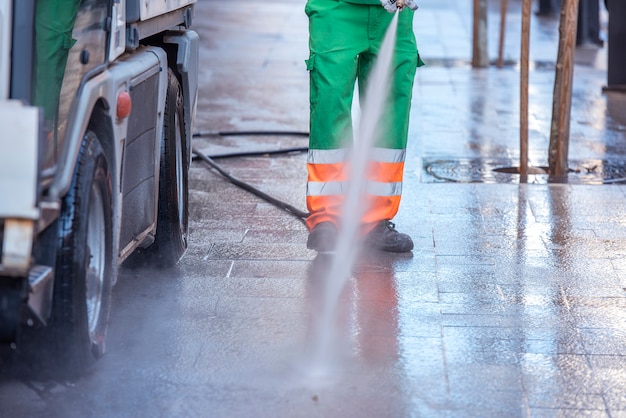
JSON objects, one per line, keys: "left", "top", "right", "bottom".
{"left": 0, "top": 0, "right": 198, "bottom": 377}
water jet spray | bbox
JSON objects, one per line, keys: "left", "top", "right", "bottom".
{"left": 308, "top": 10, "right": 401, "bottom": 374}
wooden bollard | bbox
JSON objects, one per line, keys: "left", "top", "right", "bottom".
{"left": 472, "top": 0, "right": 489, "bottom": 68}
{"left": 520, "top": 0, "right": 531, "bottom": 178}
{"left": 497, "top": 0, "right": 508, "bottom": 68}
{"left": 549, "top": 0, "right": 579, "bottom": 178}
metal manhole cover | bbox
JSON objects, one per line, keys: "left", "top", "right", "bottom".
{"left": 423, "top": 158, "right": 626, "bottom": 184}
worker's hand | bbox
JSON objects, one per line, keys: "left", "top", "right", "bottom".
{"left": 380, "top": 0, "right": 418, "bottom": 13}
{"left": 404, "top": 0, "right": 418, "bottom": 10}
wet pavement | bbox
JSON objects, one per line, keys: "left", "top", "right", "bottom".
{"left": 3, "top": 0, "right": 626, "bottom": 416}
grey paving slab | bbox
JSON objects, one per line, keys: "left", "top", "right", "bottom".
{"left": 2, "top": 0, "right": 626, "bottom": 417}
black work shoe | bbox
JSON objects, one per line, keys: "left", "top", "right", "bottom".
{"left": 364, "top": 220, "right": 414, "bottom": 253}
{"left": 307, "top": 222, "right": 338, "bottom": 252}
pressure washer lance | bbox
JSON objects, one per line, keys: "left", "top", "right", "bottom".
{"left": 380, "top": 0, "right": 418, "bottom": 12}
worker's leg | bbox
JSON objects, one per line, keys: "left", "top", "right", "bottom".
{"left": 356, "top": 7, "right": 419, "bottom": 228}
{"left": 305, "top": 0, "right": 369, "bottom": 231}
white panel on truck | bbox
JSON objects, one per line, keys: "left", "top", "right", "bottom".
{"left": 0, "top": 101, "right": 40, "bottom": 219}
{"left": 141, "top": 0, "right": 196, "bottom": 21}
{"left": 0, "top": 0, "right": 11, "bottom": 99}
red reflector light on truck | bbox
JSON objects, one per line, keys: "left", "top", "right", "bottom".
{"left": 116, "top": 91, "right": 132, "bottom": 119}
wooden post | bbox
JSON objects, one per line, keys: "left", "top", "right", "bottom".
{"left": 497, "top": 0, "right": 508, "bottom": 68}
{"left": 472, "top": 0, "right": 489, "bottom": 68}
{"left": 520, "top": 0, "right": 531, "bottom": 178}
{"left": 549, "top": 0, "right": 579, "bottom": 179}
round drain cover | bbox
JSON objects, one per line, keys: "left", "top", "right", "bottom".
{"left": 425, "top": 159, "right": 533, "bottom": 184}
{"left": 424, "top": 159, "right": 626, "bottom": 184}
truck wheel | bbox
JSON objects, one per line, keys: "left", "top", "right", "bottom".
{"left": 141, "top": 69, "right": 189, "bottom": 267}
{"left": 45, "top": 130, "right": 113, "bottom": 377}
{"left": 0, "top": 279, "right": 25, "bottom": 343}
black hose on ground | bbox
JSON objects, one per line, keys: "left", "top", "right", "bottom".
{"left": 192, "top": 130, "right": 312, "bottom": 222}
{"left": 193, "top": 130, "right": 310, "bottom": 138}
{"left": 202, "top": 147, "right": 309, "bottom": 160}
{"left": 192, "top": 149, "right": 310, "bottom": 222}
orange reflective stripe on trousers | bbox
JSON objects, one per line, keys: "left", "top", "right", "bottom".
{"left": 306, "top": 154, "right": 405, "bottom": 232}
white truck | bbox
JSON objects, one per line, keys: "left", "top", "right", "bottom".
{"left": 0, "top": 0, "right": 198, "bottom": 377}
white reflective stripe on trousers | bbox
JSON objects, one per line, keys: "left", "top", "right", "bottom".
{"left": 307, "top": 148, "right": 406, "bottom": 164}
{"left": 307, "top": 180, "right": 402, "bottom": 197}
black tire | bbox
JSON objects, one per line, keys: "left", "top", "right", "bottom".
{"left": 139, "top": 69, "right": 189, "bottom": 267}
{"left": 40, "top": 131, "right": 114, "bottom": 378}
{"left": 0, "top": 278, "right": 25, "bottom": 343}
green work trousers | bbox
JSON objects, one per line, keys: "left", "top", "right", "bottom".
{"left": 34, "top": 0, "right": 81, "bottom": 122}
{"left": 305, "top": 0, "right": 422, "bottom": 151}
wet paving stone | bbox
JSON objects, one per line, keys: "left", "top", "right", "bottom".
{"left": 2, "top": 0, "right": 626, "bottom": 417}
